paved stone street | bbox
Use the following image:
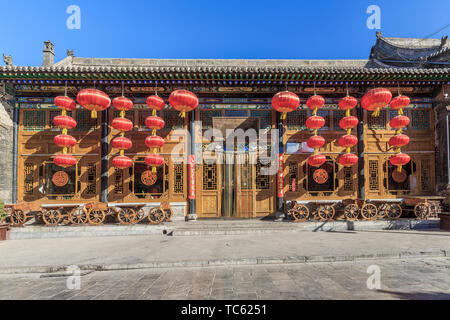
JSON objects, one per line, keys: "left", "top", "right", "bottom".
{"left": 0, "top": 258, "right": 449, "bottom": 300}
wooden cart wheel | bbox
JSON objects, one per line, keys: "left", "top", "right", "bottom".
{"left": 87, "top": 209, "right": 106, "bottom": 225}
{"left": 344, "top": 204, "right": 359, "bottom": 221}
{"left": 361, "top": 203, "right": 378, "bottom": 221}
{"left": 289, "top": 204, "right": 310, "bottom": 222}
{"left": 135, "top": 208, "right": 146, "bottom": 223}
{"left": 377, "top": 203, "right": 388, "bottom": 219}
{"left": 10, "top": 209, "right": 27, "bottom": 227}
{"left": 164, "top": 209, "right": 174, "bottom": 222}
{"left": 117, "top": 208, "right": 137, "bottom": 225}
{"left": 148, "top": 207, "right": 166, "bottom": 225}
{"left": 317, "top": 205, "right": 335, "bottom": 221}
{"left": 42, "top": 209, "right": 62, "bottom": 226}
{"left": 68, "top": 207, "right": 87, "bottom": 225}
{"left": 414, "top": 203, "right": 429, "bottom": 220}
{"left": 386, "top": 203, "right": 402, "bottom": 220}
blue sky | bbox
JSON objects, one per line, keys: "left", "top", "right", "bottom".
{"left": 1, "top": 0, "right": 449, "bottom": 66}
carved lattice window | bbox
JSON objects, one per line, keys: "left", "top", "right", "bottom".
{"left": 288, "top": 162, "right": 298, "bottom": 191}
{"left": 368, "top": 160, "right": 379, "bottom": 191}
{"left": 23, "top": 110, "right": 46, "bottom": 131}
{"left": 368, "top": 110, "right": 386, "bottom": 130}
{"left": 75, "top": 110, "right": 97, "bottom": 131}
{"left": 411, "top": 110, "right": 430, "bottom": 130}
{"left": 173, "top": 164, "right": 184, "bottom": 194}
{"left": 287, "top": 110, "right": 307, "bottom": 131}
{"left": 163, "top": 110, "right": 184, "bottom": 129}
{"left": 250, "top": 110, "right": 272, "bottom": 130}
{"left": 421, "top": 159, "right": 431, "bottom": 192}
{"left": 202, "top": 164, "right": 217, "bottom": 191}
{"left": 317, "top": 110, "right": 330, "bottom": 131}
{"left": 24, "top": 163, "right": 34, "bottom": 194}
{"left": 255, "top": 160, "right": 269, "bottom": 190}
{"left": 333, "top": 110, "right": 346, "bottom": 131}
{"left": 114, "top": 168, "right": 124, "bottom": 194}
{"left": 200, "top": 110, "right": 222, "bottom": 131}
{"left": 343, "top": 167, "right": 353, "bottom": 191}
{"left": 86, "top": 164, "right": 96, "bottom": 195}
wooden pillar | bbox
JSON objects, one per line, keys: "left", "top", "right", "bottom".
{"left": 12, "top": 106, "right": 18, "bottom": 204}
{"left": 275, "top": 112, "right": 285, "bottom": 220}
{"left": 357, "top": 104, "right": 365, "bottom": 200}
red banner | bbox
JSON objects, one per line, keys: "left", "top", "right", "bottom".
{"left": 188, "top": 155, "right": 196, "bottom": 200}
{"left": 277, "top": 153, "right": 284, "bottom": 198}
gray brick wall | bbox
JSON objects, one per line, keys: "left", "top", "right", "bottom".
{"left": 0, "top": 99, "right": 13, "bottom": 203}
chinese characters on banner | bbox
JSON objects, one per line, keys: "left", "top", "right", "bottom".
{"left": 188, "top": 155, "right": 196, "bottom": 200}
{"left": 277, "top": 154, "right": 284, "bottom": 198}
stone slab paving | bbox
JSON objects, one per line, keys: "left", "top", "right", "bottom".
{"left": 0, "top": 229, "right": 449, "bottom": 273}
{"left": 0, "top": 258, "right": 449, "bottom": 300}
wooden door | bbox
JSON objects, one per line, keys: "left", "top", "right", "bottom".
{"left": 235, "top": 153, "right": 255, "bottom": 218}
{"left": 197, "top": 157, "right": 222, "bottom": 218}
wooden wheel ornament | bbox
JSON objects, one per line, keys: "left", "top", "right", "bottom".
{"left": 343, "top": 204, "right": 359, "bottom": 221}
{"left": 313, "top": 169, "right": 329, "bottom": 185}
{"left": 289, "top": 204, "right": 310, "bottom": 222}
{"left": 392, "top": 169, "right": 407, "bottom": 183}
{"left": 317, "top": 205, "right": 335, "bottom": 221}
{"left": 117, "top": 208, "right": 137, "bottom": 225}
{"left": 386, "top": 203, "right": 402, "bottom": 220}
{"left": 87, "top": 209, "right": 106, "bottom": 225}
{"left": 42, "top": 209, "right": 62, "bottom": 226}
{"left": 361, "top": 203, "right": 378, "bottom": 221}
{"left": 141, "top": 170, "right": 157, "bottom": 186}
{"left": 68, "top": 207, "right": 87, "bottom": 225}
{"left": 135, "top": 208, "right": 147, "bottom": 223}
{"left": 414, "top": 203, "right": 429, "bottom": 220}
{"left": 148, "top": 207, "right": 166, "bottom": 225}
{"left": 10, "top": 210, "right": 27, "bottom": 227}
{"left": 52, "top": 171, "right": 70, "bottom": 187}
{"left": 377, "top": 203, "right": 388, "bottom": 218}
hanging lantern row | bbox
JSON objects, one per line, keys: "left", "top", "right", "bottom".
{"left": 306, "top": 94, "right": 326, "bottom": 167}
{"left": 111, "top": 96, "right": 134, "bottom": 169}
{"left": 389, "top": 94, "right": 411, "bottom": 172}
{"left": 338, "top": 95, "right": 359, "bottom": 167}
{"left": 53, "top": 96, "right": 78, "bottom": 168}
{"left": 145, "top": 95, "right": 166, "bottom": 173}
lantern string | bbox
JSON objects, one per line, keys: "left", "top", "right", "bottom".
{"left": 313, "top": 82, "right": 316, "bottom": 95}
{"left": 64, "top": 81, "right": 67, "bottom": 97}
{"left": 121, "top": 81, "right": 124, "bottom": 97}
{"left": 346, "top": 83, "right": 349, "bottom": 97}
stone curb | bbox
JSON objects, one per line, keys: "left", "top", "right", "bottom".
{"left": 0, "top": 249, "right": 447, "bottom": 275}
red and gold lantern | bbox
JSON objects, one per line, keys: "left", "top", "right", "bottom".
{"left": 53, "top": 96, "right": 78, "bottom": 168}
{"left": 169, "top": 90, "right": 199, "bottom": 118}
{"left": 111, "top": 96, "right": 133, "bottom": 168}
{"left": 146, "top": 95, "right": 166, "bottom": 116}
{"left": 388, "top": 94, "right": 411, "bottom": 172}
{"left": 338, "top": 95, "right": 359, "bottom": 167}
{"left": 272, "top": 91, "right": 300, "bottom": 120}
{"left": 77, "top": 89, "right": 111, "bottom": 119}
{"left": 145, "top": 154, "right": 164, "bottom": 169}
{"left": 306, "top": 94, "right": 326, "bottom": 167}
{"left": 145, "top": 97, "right": 166, "bottom": 173}
{"left": 361, "top": 88, "right": 392, "bottom": 117}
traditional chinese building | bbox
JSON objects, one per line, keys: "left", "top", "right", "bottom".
{"left": 0, "top": 33, "right": 449, "bottom": 221}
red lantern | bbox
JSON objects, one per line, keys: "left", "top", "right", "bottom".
{"left": 339, "top": 153, "right": 358, "bottom": 166}
{"left": 112, "top": 156, "right": 133, "bottom": 169}
{"left": 338, "top": 135, "right": 358, "bottom": 148}
{"left": 272, "top": 91, "right": 300, "bottom": 119}
{"left": 146, "top": 95, "right": 166, "bottom": 111}
{"left": 113, "top": 96, "right": 133, "bottom": 112}
{"left": 77, "top": 89, "right": 111, "bottom": 119}
{"left": 54, "top": 154, "right": 77, "bottom": 168}
{"left": 54, "top": 96, "right": 76, "bottom": 111}
{"left": 53, "top": 115, "right": 77, "bottom": 130}
{"left": 169, "top": 90, "right": 199, "bottom": 118}
{"left": 145, "top": 116, "right": 165, "bottom": 130}
{"left": 361, "top": 88, "right": 392, "bottom": 116}
{"left": 390, "top": 95, "right": 410, "bottom": 110}
{"left": 339, "top": 116, "right": 359, "bottom": 130}
{"left": 306, "top": 116, "right": 325, "bottom": 130}
{"left": 389, "top": 134, "right": 410, "bottom": 148}
{"left": 390, "top": 153, "right": 411, "bottom": 166}
{"left": 307, "top": 136, "right": 325, "bottom": 149}
{"left": 145, "top": 154, "right": 165, "bottom": 173}
{"left": 306, "top": 95, "right": 325, "bottom": 111}
{"left": 145, "top": 136, "right": 165, "bottom": 149}
{"left": 308, "top": 154, "right": 326, "bottom": 167}
{"left": 54, "top": 135, "right": 77, "bottom": 148}
{"left": 112, "top": 137, "right": 133, "bottom": 150}
{"left": 390, "top": 116, "right": 410, "bottom": 129}
{"left": 338, "top": 96, "right": 358, "bottom": 111}
{"left": 112, "top": 118, "right": 133, "bottom": 132}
